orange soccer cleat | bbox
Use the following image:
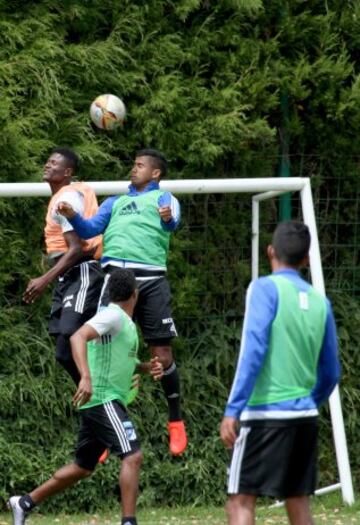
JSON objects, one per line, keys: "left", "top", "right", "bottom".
{"left": 168, "top": 420, "right": 188, "bottom": 456}
{"left": 98, "top": 448, "right": 109, "bottom": 464}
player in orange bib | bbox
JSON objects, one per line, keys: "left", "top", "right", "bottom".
{"left": 23, "top": 147, "right": 104, "bottom": 385}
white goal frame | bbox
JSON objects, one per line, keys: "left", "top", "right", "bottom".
{"left": 0, "top": 177, "right": 354, "bottom": 504}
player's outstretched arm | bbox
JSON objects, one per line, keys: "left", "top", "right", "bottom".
{"left": 57, "top": 196, "right": 118, "bottom": 239}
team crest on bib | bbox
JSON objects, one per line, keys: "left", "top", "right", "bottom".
{"left": 123, "top": 421, "right": 137, "bottom": 441}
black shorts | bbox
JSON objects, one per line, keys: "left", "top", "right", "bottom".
{"left": 101, "top": 267, "right": 177, "bottom": 343}
{"left": 227, "top": 418, "right": 318, "bottom": 499}
{"left": 49, "top": 260, "right": 104, "bottom": 337}
{"left": 75, "top": 400, "right": 141, "bottom": 471}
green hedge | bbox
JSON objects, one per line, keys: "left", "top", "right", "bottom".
{"left": 0, "top": 0, "right": 360, "bottom": 511}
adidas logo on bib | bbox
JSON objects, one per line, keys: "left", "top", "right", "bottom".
{"left": 119, "top": 201, "right": 140, "bottom": 216}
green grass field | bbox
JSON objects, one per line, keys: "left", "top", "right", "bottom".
{"left": 1, "top": 493, "right": 360, "bottom": 524}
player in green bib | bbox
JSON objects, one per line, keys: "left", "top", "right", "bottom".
{"left": 8, "top": 269, "right": 163, "bottom": 525}
{"left": 57, "top": 149, "right": 187, "bottom": 456}
{"left": 221, "top": 221, "right": 340, "bottom": 525}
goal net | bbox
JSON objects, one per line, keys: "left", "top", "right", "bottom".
{"left": 0, "top": 176, "right": 354, "bottom": 504}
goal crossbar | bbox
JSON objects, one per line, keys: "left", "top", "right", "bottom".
{"left": 0, "top": 177, "right": 305, "bottom": 197}
{"left": 0, "top": 177, "right": 354, "bottom": 504}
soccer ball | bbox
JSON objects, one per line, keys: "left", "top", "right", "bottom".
{"left": 90, "top": 94, "right": 126, "bottom": 130}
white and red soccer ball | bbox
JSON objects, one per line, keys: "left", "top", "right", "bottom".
{"left": 90, "top": 94, "right": 126, "bottom": 130}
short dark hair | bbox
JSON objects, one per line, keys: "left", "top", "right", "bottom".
{"left": 108, "top": 268, "right": 137, "bottom": 302}
{"left": 272, "top": 221, "right": 311, "bottom": 265}
{"left": 136, "top": 148, "right": 168, "bottom": 177}
{"left": 51, "top": 147, "right": 80, "bottom": 172}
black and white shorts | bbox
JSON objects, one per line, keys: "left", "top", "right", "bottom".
{"left": 101, "top": 266, "right": 177, "bottom": 343}
{"left": 75, "top": 400, "right": 141, "bottom": 471}
{"left": 48, "top": 260, "right": 104, "bottom": 337}
{"left": 227, "top": 418, "right": 318, "bottom": 499}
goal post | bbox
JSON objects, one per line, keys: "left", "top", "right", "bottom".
{"left": 0, "top": 177, "right": 354, "bottom": 504}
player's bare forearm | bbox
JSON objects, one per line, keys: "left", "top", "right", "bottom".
{"left": 70, "top": 324, "right": 99, "bottom": 382}
{"left": 23, "top": 246, "right": 83, "bottom": 304}
{"left": 23, "top": 273, "right": 53, "bottom": 304}
{"left": 23, "top": 228, "right": 86, "bottom": 304}
{"left": 56, "top": 230, "right": 87, "bottom": 271}
{"left": 70, "top": 332, "right": 91, "bottom": 380}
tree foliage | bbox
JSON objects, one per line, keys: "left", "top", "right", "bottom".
{"left": 0, "top": 0, "right": 359, "bottom": 510}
